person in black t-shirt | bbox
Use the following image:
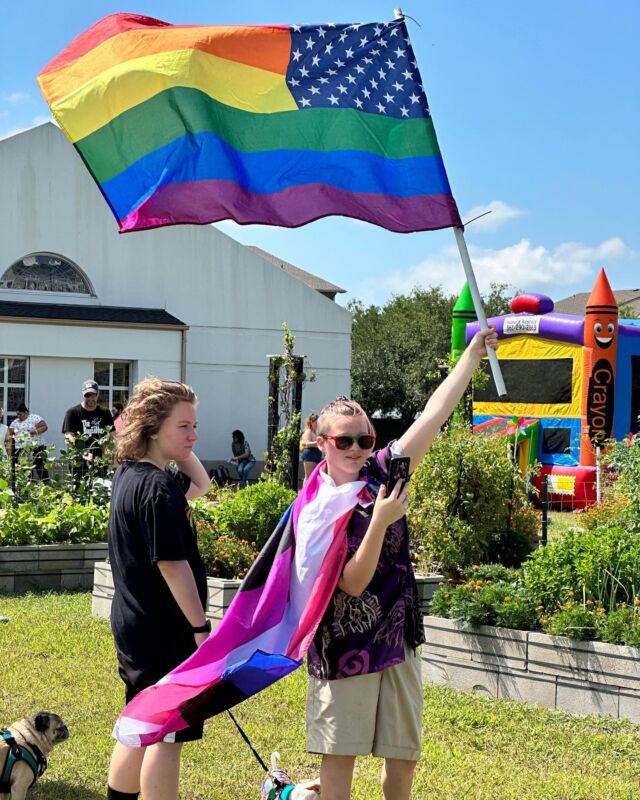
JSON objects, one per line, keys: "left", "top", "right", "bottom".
{"left": 106, "top": 377, "right": 211, "bottom": 800}
{"left": 62, "top": 379, "right": 114, "bottom": 483}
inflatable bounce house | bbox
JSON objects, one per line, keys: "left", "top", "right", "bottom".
{"left": 458, "top": 269, "right": 640, "bottom": 508}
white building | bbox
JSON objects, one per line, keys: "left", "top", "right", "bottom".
{"left": 0, "top": 123, "right": 351, "bottom": 466}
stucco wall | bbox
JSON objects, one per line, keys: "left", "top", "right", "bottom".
{"left": 0, "top": 124, "right": 351, "bottom": 459}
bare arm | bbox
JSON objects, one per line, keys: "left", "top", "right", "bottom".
{"left": 338, "top": 482, "right": 408, "bottom": 597}
{"left": 34, "top": 420, "right": 48, "bottom": 436}
{"left": 175, "top": 451, "right": 210, "bottom": 500}
{"left": 398, "top": 327, "right": 498, "bottom": 472}
{"left": 156, "top": 560, "right": 209, "bottom": 645}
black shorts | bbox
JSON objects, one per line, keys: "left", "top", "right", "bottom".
{"left": 117, "top": 655, "right": 204, "bottom": 743}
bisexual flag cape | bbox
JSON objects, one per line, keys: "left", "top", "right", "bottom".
{"left": 113, "top": 464, "right": 369, "bottom": 746}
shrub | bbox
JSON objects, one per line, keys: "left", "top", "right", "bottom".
{"left": 193, "top": 482, "right": 296, "bottom": 551}
{"left": 197, "top": 527, "right": 257, "bottom": 580}
{"left": 596, "top": 605, "right": 640, "bottom": 647}
{"left": 605, "top": 435, "right": 640, "bottom": 527}
{"left": 523, "top": 526, "right": 640, "bottom": 612}
{"left": 0, "top": 498, "right": 108, "bottom": 545}
{"left": 408, "top": 421, "right": 538, "bottom": 574}
{"left": 541, "top": 602, "right": 598, "bottom": 640}
{"left": 429, "top": 565, "right": 538, "bottom": 630}
{"left": 580, "top": 495, "right": 632, "bottom": 531}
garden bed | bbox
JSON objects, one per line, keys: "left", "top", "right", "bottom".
{"left": 0, "top": 543, "right": 109, "bottom": 593}
{"left": 92, "top": 561, "right": 442, "bottom": 627}
{"left": 422, "top": 615, "right": 640, "bottom": 723}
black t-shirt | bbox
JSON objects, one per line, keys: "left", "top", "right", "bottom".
{"left": 108, "top": 462, "right": 208, "bottom": 670}
{"left": 62, "top": 404, "right": 114, "bottom": 454}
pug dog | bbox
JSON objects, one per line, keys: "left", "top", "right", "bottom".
{"left": 260, "top": 752, "right": 320, "bottom": 800}
{"left": 0, "top": 712, "right": 69, "bottom": 800}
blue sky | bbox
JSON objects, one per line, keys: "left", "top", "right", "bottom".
{"left": 1, "top": 1, "right": 638, "bottom": 308}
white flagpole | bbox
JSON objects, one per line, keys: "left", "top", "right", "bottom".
{"left": 393, "top": 6, "right": 507, "bottom": 396}
{"left": 454, "top": 226, "right": 507, "bottom": 397}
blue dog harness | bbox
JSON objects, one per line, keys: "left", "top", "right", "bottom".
{"left": 0, "top": 727, "right": 47, "bottom": 793}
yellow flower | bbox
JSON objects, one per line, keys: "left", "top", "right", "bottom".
{"left": 585, "top": 599, "right": 594, "bottom": 606}
{"left": 535, "top": 605, "right": 544, "bottom": 612}
{"left": 634, "top": 598, "right": 640, "bottom": 607}
{"left": 568, "top": 590, "right": 575, "bottom": 597}
{"left": 503, "top": 596, "right": 512, "bottom": 602}
{"left": 597, "top": 607, "right": 606, "bottom": 614}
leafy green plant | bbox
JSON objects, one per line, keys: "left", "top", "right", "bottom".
{"left": 429, "top": 565, "right": 538, "bottom": 631}
{"left": 541, "top": 602, "right": 598, "bottom": 640}
{"left": 596, "top": 604, "right": 640, "bottom": 647}
{"left": 263, "top": 323, "right": 315, "bottom": 489}
{"left": 197, "top": 528, "right": 257, "bottom": 580}
{"left": 522, "top": 526, "right": 640, "bottom": 612}
{"left": 194, "top": 481, "right": 296, "bottom": 551}
{"left": 408, "top": 421, "right": 538, "bottom": 574}
{"left": 0, "top": 497, "right": 108, "bottom": 545}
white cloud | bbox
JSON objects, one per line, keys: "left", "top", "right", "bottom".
{"left": 461, "top": 200, "right": 525, "bottom": 231}
{"left": 4, "top": 91, "right": 31, "bottom": 104}
{"left": 350, "top": 237, "right": 637, "bottom": 305}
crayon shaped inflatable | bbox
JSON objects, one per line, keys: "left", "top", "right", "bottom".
{"left": 451, "top": 282, "right": 477, "bottom": 358}
{"left": 580, "top": 268, "right": 618, "bottom": 464}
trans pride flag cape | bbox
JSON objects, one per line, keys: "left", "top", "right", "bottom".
{"left": 37, "top": 14, "right": 461, "bottom": 234}
{"left": 113, "top": 464, "right": 368, "bottom": 746}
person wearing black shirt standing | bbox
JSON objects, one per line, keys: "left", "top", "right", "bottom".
{"left": 106, "top": 377, "right": 210, "bottom": 800}
{"left": 62, "top": 380, "right": 114, "bottom": 483}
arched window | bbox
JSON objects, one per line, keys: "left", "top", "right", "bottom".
{"left": 1, "top": 253, "right": 93, "bottom": 294}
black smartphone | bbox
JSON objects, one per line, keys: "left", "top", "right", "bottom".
{"left": 387, "top": 456, "right": 410, "bottom": 493}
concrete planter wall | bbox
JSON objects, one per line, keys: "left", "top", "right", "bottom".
{"left": 93, "top": 561, "right": 442, "bottom": 627}
{"left": 92, "top": 561, "right": 242, "bottom": 628}
{"left": 423, "top": 615, "right": 640, "bottom": 724}
{"left": 0, "top": 543, "right": 109, "bottom": 593}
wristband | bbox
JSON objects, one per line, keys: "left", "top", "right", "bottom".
{"left": 191, "top": 620, "right": 211, "bottom": 634}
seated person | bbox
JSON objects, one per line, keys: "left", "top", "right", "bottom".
{"left": 227, "top": 429, "right": 255, "bottom": 488}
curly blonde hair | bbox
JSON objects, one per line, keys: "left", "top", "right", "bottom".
{"left": 116, "top": 377, "right": 197, "bottom": 463}
{"left": 316, "top": 397, "right": 375, "bottom": 437}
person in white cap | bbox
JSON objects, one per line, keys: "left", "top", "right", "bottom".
{"left": 62, "top": 379, "right": 114, "bottom": 483}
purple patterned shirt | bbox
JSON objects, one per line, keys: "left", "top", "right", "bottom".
{"left": 307, "top": 443, "right": 424, "bottom": 680}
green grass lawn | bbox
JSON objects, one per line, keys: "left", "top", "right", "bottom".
{"left": 1, "top": 592, "right": 639, "bottom": 800}
{"left": 546, "top": 509, "right": 586, "bottom": 541}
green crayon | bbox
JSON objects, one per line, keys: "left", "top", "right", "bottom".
{"left": 451, "top": 282, "right": 477, "bottom": 358}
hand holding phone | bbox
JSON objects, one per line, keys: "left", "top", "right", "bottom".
{"left": 387, "top": 456, "right": 410, "bottom": 494}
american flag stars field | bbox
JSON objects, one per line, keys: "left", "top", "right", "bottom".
{"left": 286, "top": 20, "right": 431, "bottom": 120}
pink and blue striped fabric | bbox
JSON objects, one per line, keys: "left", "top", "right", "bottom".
{"left": 113, "top": 464, "right": 369, "bottom": 746}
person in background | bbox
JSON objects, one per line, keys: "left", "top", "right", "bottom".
{"left": 106, "top": 377, "right": 210, "bottom": 800}
{"left": 300, "top": 412, "right": 323, "bottom": 484}
{"left": 9, "top": 402, "right": 49, "bottom": 480}
{"left": 0, "top": 408, "right": 10, "bottom": 458}
{"left": 228, "top": 429, "right": 256, "bottom": 488}
{"left": 62, "top": 380, "right": 114, "bottom": 482}
{"left": 112, "top": 402, "right": 126, "bottom": 434}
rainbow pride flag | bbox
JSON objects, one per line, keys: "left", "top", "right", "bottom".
{"left": 37, "top": 14, "right": 461, "bottom": 234}
{"left": 112, "top": 463, "right": 368, "bottom": 747}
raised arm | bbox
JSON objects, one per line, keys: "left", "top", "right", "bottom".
{"left": 175, "top": 451, "right": 210, "bottom": 500}
{"left": 398, "top": 327, "right": 498, "bottom": 471}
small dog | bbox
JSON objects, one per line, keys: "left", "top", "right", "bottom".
{"left": 260, "top": 752, "right": 320, "bottom": 799}
{"left": 0, "top": 712, "right": 69, "bottom": 800}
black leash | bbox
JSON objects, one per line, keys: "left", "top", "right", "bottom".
{"left": 226, "top": 710, "right": 269, "bottom": 772}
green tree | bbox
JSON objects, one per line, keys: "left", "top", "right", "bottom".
{"left": 349, "top": 284, "right": 512, "bottom": 422}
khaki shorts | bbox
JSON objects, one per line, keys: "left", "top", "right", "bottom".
{"left": 306, "top": 647, "right": 423, "bottom": 760}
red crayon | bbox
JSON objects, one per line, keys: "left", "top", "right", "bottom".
{"left": 580, "top": 268, "right": 618, "bottom": 465}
